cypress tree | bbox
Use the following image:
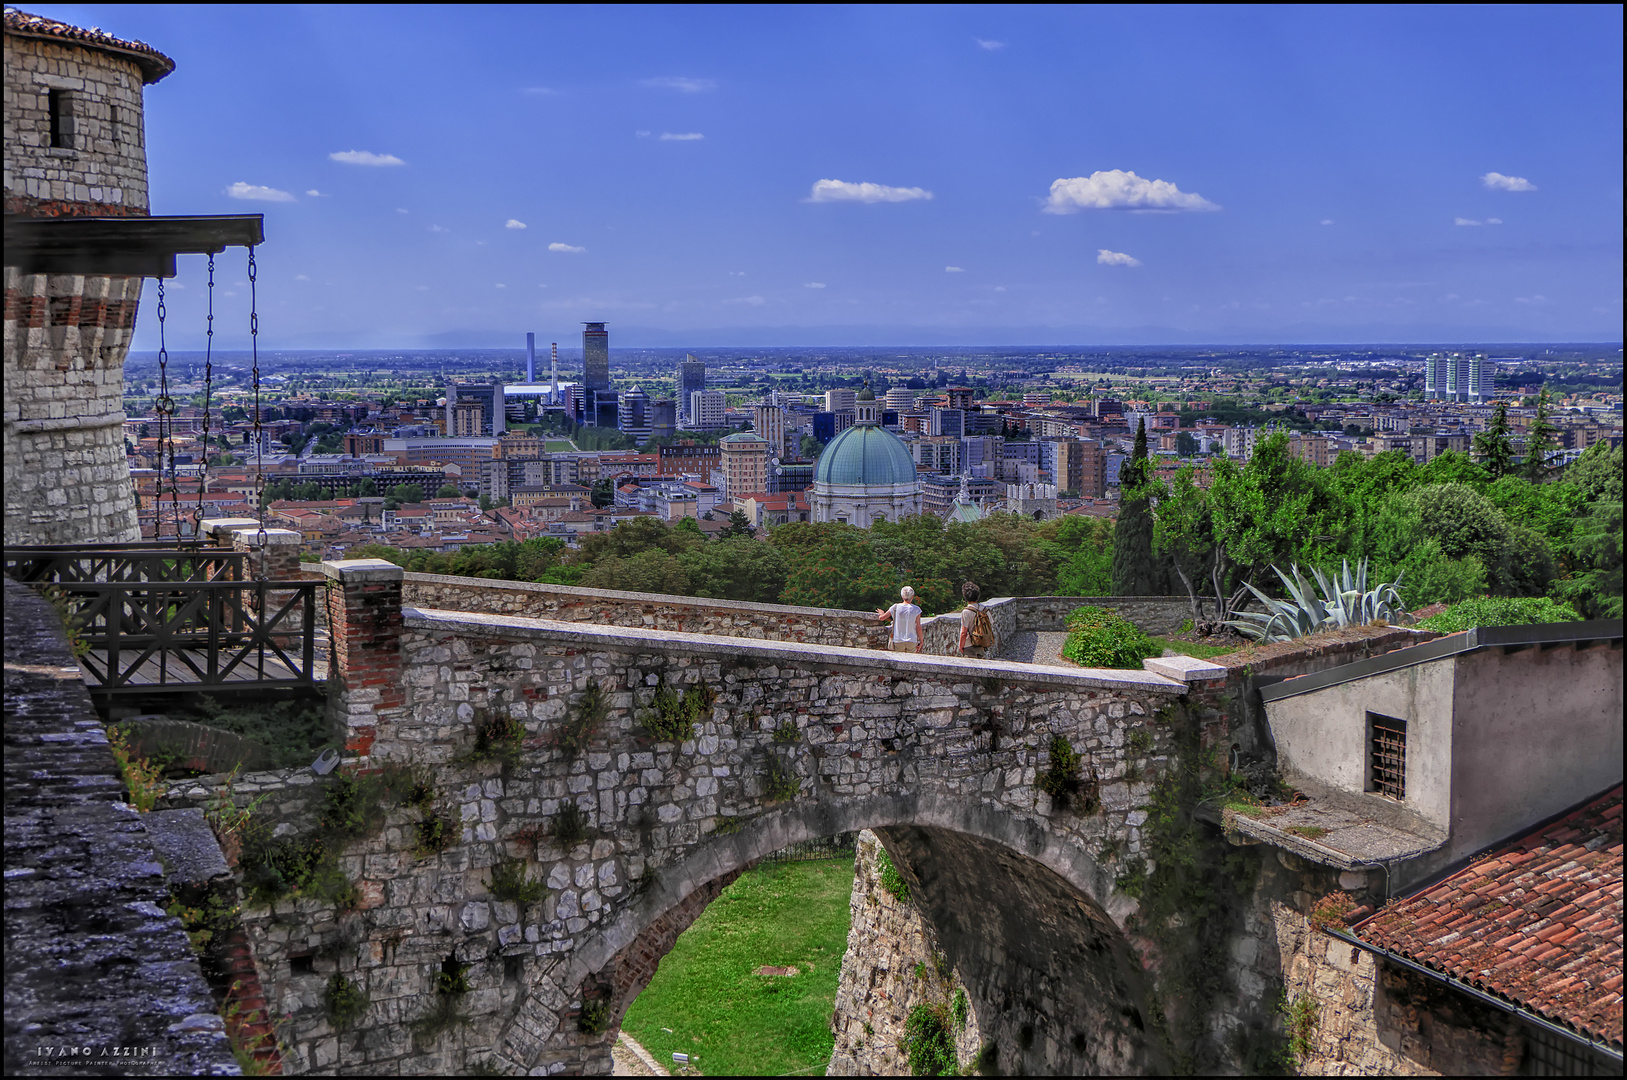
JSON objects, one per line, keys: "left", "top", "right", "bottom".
{"left": 1112, "top": 418, "right": 1157, "bottom": 595}
{"left": 1472, "top": 401, "right": 1515, "bottom": 480}
{"left": 1521, "top": 390, "right": 1559, "bottom": 483}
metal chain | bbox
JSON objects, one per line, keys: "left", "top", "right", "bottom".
{"left": 192, "top": 253, "right": 216, "bottom": 542}
{"left": 154, "top": 278, "right": 179, "bottom": 539}
{"left": 249, "top": 245, "right": 267, "bottom": 578}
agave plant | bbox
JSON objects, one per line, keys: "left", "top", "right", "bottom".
{"left": 1225, "top": 559, "right": 1405, "bottom": 643}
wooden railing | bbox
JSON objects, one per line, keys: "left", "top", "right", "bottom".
{"left": 3, "top": 545, "right": 320, "bottom": 695}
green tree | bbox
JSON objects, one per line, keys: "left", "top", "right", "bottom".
{"left": 680, "top": 536, "right": 789, "bottom": 604}
{"left": 1472, "top": 402, "right": 1516, "bottom": 480}
{"left": 1175, "top": 430, "right": 1199, "bottom": 457}
{"left": 580, "top": 550, "right": 692, "bottom": 595}
{"left": 478, "top": 494, "right": 492, "bottom": 511}
{"left": 436, "top": 484, "right": 462, "bottom": 499}
{"left": 1050, "top": 515, "right": 1114, "bottom": 596}
{"left": 1521, "top": 390, "right": 1560, "bottom": 483}
{"left": 779, "top": 532, "right": 900, "bottom": 611}
{"left": 1112, "top": 419, "right": 1158, "bottom": 595}
{"left": 358, "top": 477, "right": 378, "bottom": 497}
{"left": 720, "top": 509, "right": 756, "bottom": 539}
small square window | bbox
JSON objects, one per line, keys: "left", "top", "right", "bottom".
{"left": 289, "top": 953, "right": 316, "bottom": 975}
{"left": 1368, "top": 712, "right": 1406, "bottom": 800}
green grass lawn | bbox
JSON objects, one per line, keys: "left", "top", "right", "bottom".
{"left": 1149, "top": 636, "right": 1241, "bottom": 660}
{"left": 619, "top": 857, "right": 855, "bottom": 1076}
{"left": 544, "top": 439, "right": 576, "bottom": 452}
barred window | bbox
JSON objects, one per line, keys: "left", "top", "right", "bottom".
{"left": 48, "top": 89, "right": 75, "bottom": 149}
{"left": 1368, "top": 712, "right": 1406, "bottom": 800}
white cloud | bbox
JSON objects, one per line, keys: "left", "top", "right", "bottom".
{"left": 1319, "top": 219, "right": 1335, "bottom": 226}
{"left": 806, "top": 179, "right": 933, "bottom": 203}
{"left": 945, "top": 266, "right": 965, "bottom": 273}
{"left": 723, "top": 295, "right": 766, "bottom": 306}
{"left": 975, "top": 38, "right": 1007, "bottom": 50}
{"left": 1487, "top": 217, "right": 1502, "bottom": 225}
{"left": 1481, "top": 172, "right": 1536, "bottom": 192}
{"left": 294, "top": 274, "right": 310, "bottom": 281}
{"left": 1096, "top": 249, "right": 1142, "bottom": 267}
{"left": 415, "top": 285, "right": 429, "bottom": 291}
{"left": 994, "top": 286, "right": 1007, "bottom": 292}
{"left": 396, "top": 207, "right": 409, "bottom": 214}
{"left": 660, "top": 132, "right": 704, "bottom": 141}
{"left": 329, "top": 150, "right": 405, "bottom": 167}
{"left": 549, "top": 242, "right": 586, "bottom": 253}
{"left": 635, "top": 130, "right": 652, "bottom": 138}
{"left": 804, "top": 282, "right": 826, "bottom": 289}
{"left": 306, "top": 189, "right": 326, "bottom": 197}
{"left": 429, "top": 224, "right": 449, "bottom": 233}
{"left": 495, "top": 283, "right": 507, "bottom": 289}
{"left": 505, "top": 219, "right": 528, "bottom": 229}
{"left": 640, "top": 76, "right": 716, "bottom": 92}
{"left": 227, "top": 181, "right": 295, "bottom": 203}
{"left": 1514, "top": 295, "right": 1548, "bottom": 305}
{"left": 537, "top": 284, "right": 548, "bottom": 289}
{"left": 1042, "top": 169, "right": 1218, "bottom": 213}
{"left": 729, "top": 271, "right": 747, "bottom": 277}
{"left": 1454, "top": 217, "right": 1501, "bottom": 226}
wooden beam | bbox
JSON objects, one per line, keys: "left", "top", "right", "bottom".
{"left": 3, "top": 214, "right": 265, "bottom": 278}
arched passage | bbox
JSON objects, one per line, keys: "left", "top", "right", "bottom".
{"left": 500, "top": 794, "right": 1163, "bottom": 1074}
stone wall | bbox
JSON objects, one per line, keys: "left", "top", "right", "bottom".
{"left": 2, "top": 578, "right": 237, "bottom": 1076}
{"left": 4, "top": 27, "right": 155, "bottom": 545}
{"left": 168, "top": 560, "right": 1196, "bottom": 1075}
{"left": 828, "top": 831, "right": 982, "bottom": 1075}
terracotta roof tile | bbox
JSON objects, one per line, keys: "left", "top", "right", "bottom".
{"left": 1354, "top": 785, "right": 1624, "bottom": 1048}
{"left": 4, "top": 7, "right": 175, "bottom": 82}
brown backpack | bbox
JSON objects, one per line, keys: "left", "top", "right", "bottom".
{"left": 968, "top": 604, "right": 994, "bottom": 648}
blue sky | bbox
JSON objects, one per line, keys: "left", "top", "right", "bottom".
{"left": 30, "top": 4, "right": 1623, "bottom": 348}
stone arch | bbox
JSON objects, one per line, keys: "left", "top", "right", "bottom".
{"left": 502, "top": 793, "right": 1159, "bottom": 1074}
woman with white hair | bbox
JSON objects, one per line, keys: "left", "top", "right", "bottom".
{"left": 875, "top": 586, "right": 923, "bottom": 654}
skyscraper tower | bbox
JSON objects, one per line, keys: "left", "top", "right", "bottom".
{"left": 583, "top": 322, "right": 610, "bottom": 391}
{"left": 526, "top": 332, "right": 536, "bottom": 383}
{"left": 676, "top": 354, "right": 705, "bottom": 422}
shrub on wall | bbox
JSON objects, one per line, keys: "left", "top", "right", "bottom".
{"left": 1061, "top": 606, "right": 1162, "bottom": 669}
{"left": 876, "top": 845, "right": 910, "bottom": 902}
{"left": 1414, "top": 595, "right": 1581, "bottom": 633}
{"left": 323, "top": 973, "right": 369, "bottom": 1031}
{"left": 903, "top": 1002, "right": 957, "bottom": 1075}
{"left": 639, "top": 680, "right": 715, "bottom": 744}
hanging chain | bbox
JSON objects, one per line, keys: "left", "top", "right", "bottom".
{"left": 154, "top": 278, "right": 180, "bottom": 539}
{"left": 249, "top": 245, "right": 268, "bottom": 578}
{"left": 192, "top": 253, "right": 216, "bottom": 542}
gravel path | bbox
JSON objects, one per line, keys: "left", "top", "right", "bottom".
{"left": 612, "top": 1032, "right": 670, "bottom": 1076}
{"left": 998, "top": 630, "right": 1076, "bottom": 668}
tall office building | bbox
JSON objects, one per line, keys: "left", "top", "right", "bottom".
{"left": 825, "top": 388, "right": 857, "bottom": 414}
{"left": 1425, "top": 352, "right": 1495, "bottom": 403}
{"left": 884, "top": 387, "right": 917, "bottom": 412}
{"left": 1053, "top": 439, "right": 1107, "bottom": 498}
{"left": 446, "top": 382, "right": 504, "bottom": 435}
{"left": 753, "top": 404, "right": 788, "bottom": 460}
{"left": 650, "top": 399, "right": 677, "bottom": 442}
{"left": 619, "top": 386, "right": 651, "bottom": 444}
{"left": 676, "top": 355, "right": 706, "bottom": 421}
{"left": 690, "top": 390, "right": 727, "bottom": 431}
{"left": 583, "top": 322, "right": 610, "bottom": 392}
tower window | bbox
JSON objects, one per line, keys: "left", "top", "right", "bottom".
{"left": 48, "top": 89, "right": 75, "bottom": 149}
{"left": 1368, "top": 712, "right": 1406, "bottom": 800}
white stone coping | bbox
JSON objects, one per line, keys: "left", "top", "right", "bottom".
{"left": 321, "top": 558, "right": 405, "bottom": 583}
{"left": 401, "top": 605, "right": 1189, "bottom": 693}
{"left": 1143, "top": 654, "right": 1228, "bottom": 682}
{"left": 201, "top": 517, "right": 263, "bottom": 536}
{"left": 233, "top": 528, "right": 301, "bottom": 547}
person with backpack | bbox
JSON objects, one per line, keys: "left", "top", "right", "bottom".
{"left": 958, "top": 581, "right": 996, "bottom": 658}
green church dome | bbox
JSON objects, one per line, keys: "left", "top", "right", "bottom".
{"left": 814, "top": 424, "right": 918, "bottom": 486}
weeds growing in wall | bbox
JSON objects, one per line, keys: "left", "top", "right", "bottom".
{"left": 1283, "top": 992, "right": 1320, "bottom": 1066}
{"left": 466, "top": 709, "right": 525, "bottom": 767}
{"left": 107, "top": 726, "right": 165, "bottom": 811}
{"left": 411, "top": 957, "right": 471, "bottom": 1049}
{"left": 413, "top": 812, "right": 455, "bottom": 858}
{"left": 552, "top": 801, "right": 591, "bottom": 847}
{"left": 553, "top": 681, "right": 608, "bottom": 759}
{"left": 490, "top": 856, "right": 548, "bottom": 906}
{"left": 1122, "top": 701, "right": 1266, "bottom": 1074}
{"left": 1037, "top": 735, "right": 1097, "bottom": 812}
{"left": 876, "top": 845, "right": 910, "bottom": 902}
{"left": 763, "top": 755, "right": 799, "bottom": 802}
{"left": 903, "top": 1002, "right": 957, "bottom": 1075}
{"left": 640, "top": 679, "right": 716, "bottom": 744}
{"left": 322, "top": 973, "right": 369, "bottom": 1031}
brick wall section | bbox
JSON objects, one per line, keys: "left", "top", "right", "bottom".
{"left": 323, "top": 559, "right": 407, "bottom": 756}
{"left": 2, "top": 578, "right": 238, "bottom": 1075}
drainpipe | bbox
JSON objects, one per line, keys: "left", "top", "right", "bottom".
{"left": 1326, "top": 927, "right": 1624, "bottom": 1066}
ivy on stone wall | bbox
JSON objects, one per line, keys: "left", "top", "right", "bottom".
{"left": 1123, "top": 701, "right": 1268, "bottom": 1074}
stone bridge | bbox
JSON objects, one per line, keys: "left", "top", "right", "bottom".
{"left": 145, "top": 560, "right": 1427, "bottom": 1075}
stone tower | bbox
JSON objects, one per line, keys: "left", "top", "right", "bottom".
{"left": 3, "top": 9, "right": 175, "bottom": 545}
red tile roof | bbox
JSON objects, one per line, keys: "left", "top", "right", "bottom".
{"left": 4, "top": 8, "right": 175, "bottom": 82}
{"left": 1354, "top": 786, "right": 1624, "bottom": 1048}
